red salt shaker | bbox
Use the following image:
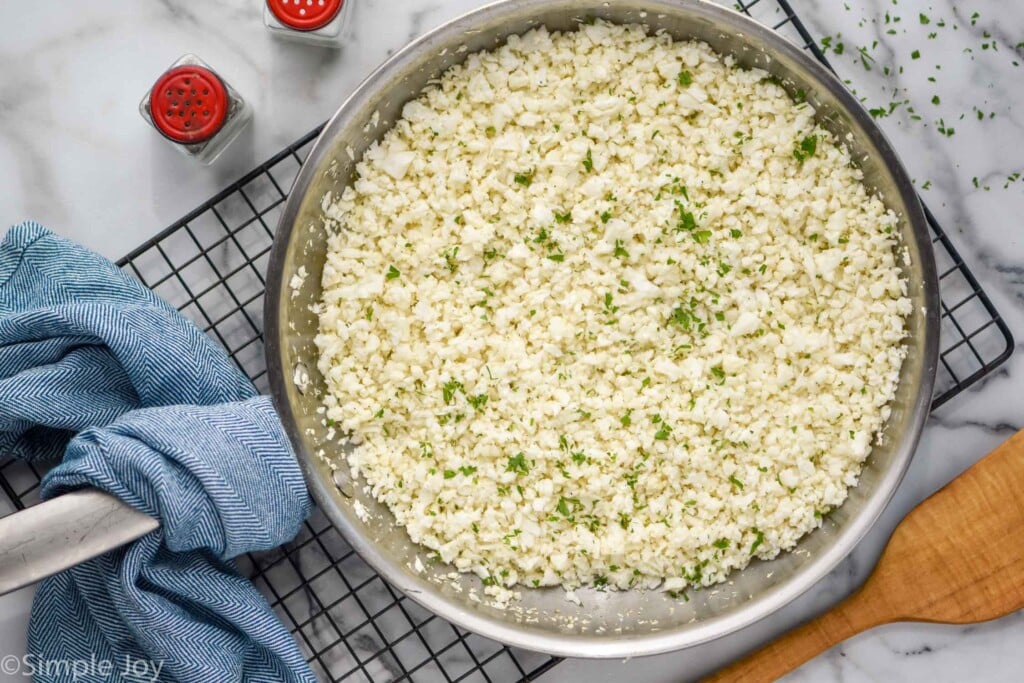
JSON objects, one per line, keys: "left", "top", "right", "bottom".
{"left": 139, "top": 54, "right": 252, "bottom": 164}
{"left": 264, "top": 0, "right": 350, "bottom": 47}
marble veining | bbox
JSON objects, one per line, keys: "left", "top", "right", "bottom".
{"left": 1, "top": 1, "right": 1023, "bottom": 682}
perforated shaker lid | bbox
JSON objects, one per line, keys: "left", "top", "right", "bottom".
{"left": 149, "top": 65, "right": 229, "bottom": 144}
{"left": 267, "top": 0, "right": 344, "bottom": 31}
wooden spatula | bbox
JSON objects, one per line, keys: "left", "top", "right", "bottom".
{"left": 706, "top": 429, "right": 1024, "bottom": 683}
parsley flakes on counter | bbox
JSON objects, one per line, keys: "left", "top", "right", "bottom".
{"left": 816, "top": 5, "right": 1022, "bottom": 193}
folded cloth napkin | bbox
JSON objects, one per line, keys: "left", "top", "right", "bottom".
{"left": 0, "top": 222, "right": 316, "bottom": 683}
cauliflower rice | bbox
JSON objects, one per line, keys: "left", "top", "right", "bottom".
{"left": 315, "top": 22, "right": 910, "bottom": 594}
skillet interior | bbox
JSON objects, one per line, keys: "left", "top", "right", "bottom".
{"left": 265, "top": 0, "right": 939, "bottom": 658}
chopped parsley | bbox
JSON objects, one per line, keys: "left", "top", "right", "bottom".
{"left": 442, "top": 379, "right": 465, "bottom": 405}
{"left": 556, "top": 496, "right": 582, "bottom": 519}
{"left": 386, "top": 265, "right": 401, "bottom": 280}
{"left": 668, "top": 306, "right": 694, "bottom": 331}
{"left": 604, "top": 292, "right": 619, "bottom": 314}
{"left": 692, "top": 230, "right": 712, "bottom": 244}
{"left": 710, "top": 365, "right": 726, "bottom": 383}
{"left": 750, "top": 528, "right": 765, "bottom": 555}
{"left": 793, "top": 135, "right": 818, "bottom": 163}
{"left": 583, "top": 148, "right": 594, "bottom": 173}
{"left": 444, "top": 246, "right": 460, "bottom": 273}
{"left": 514, "top": 169, "right": 535, "bottom": 186}
{"left": 678, "top": 70, "right": 693, "bottom": 86}
{"left": 654, "top": 421, "right": 672, "bottom": 441}
{"left": 674, "top": 201, "right": 697, "bottom": 233}
{"left": 506, "top": 452, "right": 530, "bottom": 475}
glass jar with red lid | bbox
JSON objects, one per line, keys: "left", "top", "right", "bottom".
{"left": 139, "top": 54, "right": 252, "bottom": 164}
{"left": 264, "top": 0, "right": 350, "bottom": 47}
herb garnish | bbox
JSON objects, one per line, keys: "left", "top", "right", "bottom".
{"left": 514, "top": 169, "right": 535, "bottom": 186}
{"left": 793, "top": 135, "right": 818, "bottom": 163}
{"left": 750, "top": 528, "right": 765, "bottom": 554}
{"left": 507, "top": 452, "right": 530, "bottom": 475}
{"left": 442, "top": 379, "right": 465, "bottom": 405}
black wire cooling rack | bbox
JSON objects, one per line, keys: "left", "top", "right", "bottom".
{"left": 0, "top": 1, "right": 1014, "bottom": 681}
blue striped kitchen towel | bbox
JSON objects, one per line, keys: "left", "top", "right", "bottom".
{"left": 0, "top": 222, "right": 316, "bottom": 683}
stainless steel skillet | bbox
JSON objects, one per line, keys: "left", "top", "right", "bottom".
{"left": 260, "top": 0, "right": 939, "bottom": 658}
{"left": 0, "top": 0, "right": 939, "bottom": 661}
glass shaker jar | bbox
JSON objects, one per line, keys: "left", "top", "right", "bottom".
{"left": 264, "top": 0, "right": 350, "bottom": 47}
{"left": 139, "top": 54, "right": 253, "bottom": 165}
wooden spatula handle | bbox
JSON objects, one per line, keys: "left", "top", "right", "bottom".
{"left": 704, "top": 588, "right": 884, "bottom": 683}
{"left": 707, "top": 429, "right": 1024, "bottom": 682}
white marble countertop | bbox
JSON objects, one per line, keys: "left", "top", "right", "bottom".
{"left": 1, "top": 1, "right": 1022, "bottom": 681}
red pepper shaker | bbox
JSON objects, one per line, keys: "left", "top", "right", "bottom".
{"left": 264, "top": 0, "right": 350, "bottom": 47}
{"left": 139, "top": 55, "right": 253, "bottom": 164}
